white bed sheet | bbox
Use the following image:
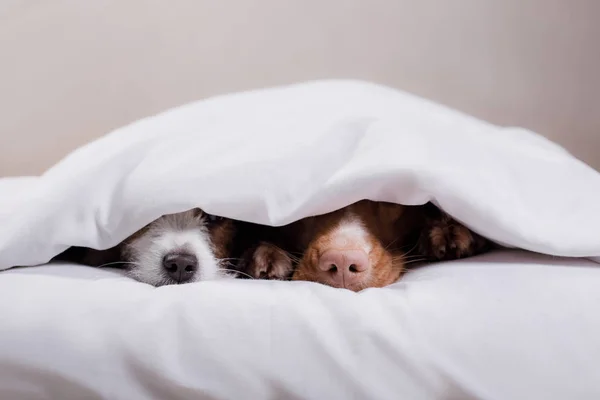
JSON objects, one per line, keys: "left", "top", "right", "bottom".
{"left": 1, "top": 250, "right": 599, "bottom": 400}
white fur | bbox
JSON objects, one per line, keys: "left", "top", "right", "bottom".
{"left": 330, "top": 215, "right": 372, "bottom": 253}
{"left": 122, "top": 210, "right": 231, "bottom": 286}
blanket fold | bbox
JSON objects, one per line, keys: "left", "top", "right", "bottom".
{"left": 1, "top": 79, "right": 599, "bottom": 270}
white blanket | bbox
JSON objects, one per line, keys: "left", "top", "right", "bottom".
{"left": 1, "top": 79, "right": 599, "bottom": 270}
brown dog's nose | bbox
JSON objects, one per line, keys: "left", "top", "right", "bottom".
{"left": 162, "top": 252, "right": 198, "bottom": 283}
{"left": 318, "top": 249, "right": 369, "bottom": 287}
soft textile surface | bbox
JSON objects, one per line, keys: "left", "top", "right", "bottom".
{"left": 2, "top": 82, "right": 600, "bottom": 400}
{"left": 1, "top": 250, "right": 599, "bottom": 399}
{"left": 1, "top": 80, "right": 600, "bottom": 270}
{"left": 0, "top": 176, "right": 36, "bottom": 210}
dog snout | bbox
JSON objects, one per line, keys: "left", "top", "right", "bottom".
{"left": 318, "top": 249, "right": 369, "bottom": 287}
{"left": 162, "top": 252, "right": 198, "bottom": 283}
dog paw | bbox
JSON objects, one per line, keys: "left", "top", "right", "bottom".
{"left": 244, "top": 242, "right": 294, "bottom": 280}
{"left": 418, "top": 212, "right": 489, "bottom": 261}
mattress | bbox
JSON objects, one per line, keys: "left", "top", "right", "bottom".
{"left": 1, "top": 250, "right": 599, "bottom": 399}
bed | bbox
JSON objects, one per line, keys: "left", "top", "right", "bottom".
{"left": 1, "top": 80, "right": 600, "bottom": 399}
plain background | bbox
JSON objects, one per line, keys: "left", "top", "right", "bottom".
{"left": 1, "top": 0, "right": 598, "bottom": 176}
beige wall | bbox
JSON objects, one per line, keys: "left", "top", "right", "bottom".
{"left": 1, "top": 0, "right": 599, "bottom": 176}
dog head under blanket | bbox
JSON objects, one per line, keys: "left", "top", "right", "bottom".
{"left": 1, "top": 79, "right": 599, "bottom": 278}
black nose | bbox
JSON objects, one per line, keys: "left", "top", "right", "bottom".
{"left": 162, "top": 252, "right": 198, "bottom": 283}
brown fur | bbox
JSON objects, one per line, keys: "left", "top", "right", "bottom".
{"left": 53, "top": 203, "right": 491, "bottom": 290}
{"left": 238, "top": 201, "right": 492, "bottom": 291}
{"left": 207, "top": 218, "right": 237, "bottom": 260}
{"left": 289, "top": 201, "right": 410, "bottom": 291}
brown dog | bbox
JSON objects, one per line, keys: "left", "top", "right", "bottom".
{"left": 238, "top": 201, "right": 491, "bottom": 291}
